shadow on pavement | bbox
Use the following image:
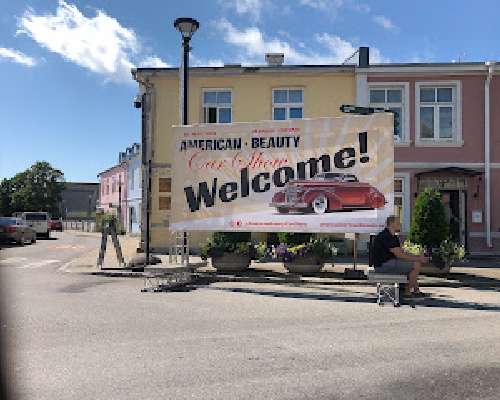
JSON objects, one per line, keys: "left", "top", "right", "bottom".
{"left": 210, "top": 285, "right": 500, "bottom": 312}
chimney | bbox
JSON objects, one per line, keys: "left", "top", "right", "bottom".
{"left": 265, "top": 53, "right": 284, "bottom": 66}
{"left": 359, "top": 47, "right": 369, "bottom": 68}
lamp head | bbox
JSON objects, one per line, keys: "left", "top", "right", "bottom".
{"left": 174, "top": 17, "right": 199, "bottom": 39}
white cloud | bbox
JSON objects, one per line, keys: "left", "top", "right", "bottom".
{"left": 300, "top": 0, "right": 344, "bottom": 12}
{"left": 216, "top": 19, "right": 388, "bottom": 65}
{"left": 139, "top": 56, "right": 170, "bottom": 68}
{"left": 0, "top": 47, "right": 36, "bottom": 66}
{"left": 17, "top": 1, "right": 168, "bottom": 83}
{"left": 373, "top": 15, "right": 396, "bottom": 30}
{"left": 219, "top": 0, "right": 266, "bottom": 21}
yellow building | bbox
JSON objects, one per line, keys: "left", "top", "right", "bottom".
{"left": 132, "top": 63, "right": 356, "bottom": 253}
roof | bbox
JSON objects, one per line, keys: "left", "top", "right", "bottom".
{"left": 415, "top": 167, "right": 483, "bottom": 177}
{"left": 132, "top": 61, "right": 500, "bottom": 80}
{"left": 97, "top": 162, "right": 127, "bottom": 178}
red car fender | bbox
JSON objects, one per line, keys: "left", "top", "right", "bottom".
{"left": 303, "top": 190, "right": 342, "bottom": 209}
{"left": 272, "top": 190, "right": 286, "bottom": 203}
{"left": 367, "top": 190, "right": 386, "bottom": 208}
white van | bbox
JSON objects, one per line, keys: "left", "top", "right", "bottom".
{"left": 20, "top": 212, "right": 50, "bottom": 238}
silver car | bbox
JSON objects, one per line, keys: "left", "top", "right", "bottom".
{"left": 0, "top": 217, "right": 37, "bottom": 245}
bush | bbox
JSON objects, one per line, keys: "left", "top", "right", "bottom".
{"left": 408, "top": 188, "right": 448, "bottom": 249}
{"left": 96, "top": 213, "right": 125, "bottom": 235}
{"left": 200, "top": 232, "right": 253, "bottom": 259}
{"left": 277, "top": 232, "right": 312, "bottom": 246}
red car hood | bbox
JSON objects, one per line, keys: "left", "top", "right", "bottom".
{"left": 286, "top": 180, "right": 373, "bottom": 188}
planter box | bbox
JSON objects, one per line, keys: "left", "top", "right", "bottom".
{"left": 420, "top": 262, "right": 451, "bottom": 276}
{"left": 212, "top": 253, "right": 250, "bottom": 272}
{"left": 284, "top": 255, "right": 323, "bottom": 275}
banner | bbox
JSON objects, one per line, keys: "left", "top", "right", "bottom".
{"left": 170, "top": 114, "right": 394, "bottom": 233}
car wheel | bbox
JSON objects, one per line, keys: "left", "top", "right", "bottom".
{"left": 277, "top": 207, "right": 289, "bottom": 214}
{"left": 312, "top": 194, "right": 328, "bottom": 214}
{"left": 31, "top": 235, "right": 37, "bottom": 244}
{"left": 17, "top": 235, "right": 25, "bottom": 246}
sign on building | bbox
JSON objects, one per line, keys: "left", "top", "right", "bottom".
{"left": 170, "top": 114, "right": 394, "bottom": 233}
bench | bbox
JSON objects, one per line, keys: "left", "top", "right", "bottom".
{"left": 367, "top": 269, "right": 408, "bottom": 307}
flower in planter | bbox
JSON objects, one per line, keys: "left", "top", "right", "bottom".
{"left": 434, "top": 239, "right": 466, "bottom": 267}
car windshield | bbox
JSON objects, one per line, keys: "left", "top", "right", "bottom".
{"left": 0, "top": 217, "right": 17, "bottom": 226}
{"left": 24, "top": 213, "right": 48, "bottom": 221}
{"left": 314, "top": 173, "right": 342, "bottom": 180}
{"left": 343, "top": 175, "right": 359, "bottom": 182}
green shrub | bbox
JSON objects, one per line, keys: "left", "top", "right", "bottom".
{"left": 200, "top": 231, "right": 252, "bottom": 259}
{"left": 277, "top": 232, "right": 312, "bottom": 245}
{"left": 408, "top": 188, "right": 448, "bottom": 249}
{"left": 96, "top": 213, "right": 125, "bottom": 235}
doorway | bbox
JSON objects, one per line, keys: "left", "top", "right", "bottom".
{"left": 440, "top": 190, "right": 467, "bottom": 248}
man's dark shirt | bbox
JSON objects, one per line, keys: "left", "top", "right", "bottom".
{"left": 373, "top": 228, "right": 400, "bottom": 267}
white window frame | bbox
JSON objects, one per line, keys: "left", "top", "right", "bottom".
{"left": 272, "top": 87, "right": 304, "bottom": 120}
{"left": 415, "top": 81, "right": 462, "bottom": 147}
{"left": 202, "top": 88, "right": 232, "bottom": 124}
{"left": 394, "top": 172, "right": 411, "bottom": 233}
{"left": 368, "top": 82, "right": 410, "bottom": 146}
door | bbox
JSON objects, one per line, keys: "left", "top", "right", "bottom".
{"left": 129, "top": 207, "right": 134, "bottom": 233}
{"left": 441, "top": 190, "right": 464, "bottom": 245}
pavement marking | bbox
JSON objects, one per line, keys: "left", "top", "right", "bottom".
{"left": 58, "top": 259, "right": 77, "bottom": 273}
{"left": 17, "top": 259, "right": 60, "bottom": 269}
{"left": 48, "top": 245, "right": 85, "bottom": 250}
{"left": 0, "top": 257, "right": 30, "bottom": 265}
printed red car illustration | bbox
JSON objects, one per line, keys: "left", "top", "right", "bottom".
{"left": 270, "top": 172, "right": 387, "bottom": 214}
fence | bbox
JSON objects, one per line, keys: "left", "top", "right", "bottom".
{"left": 63, "top": 220, "right": 97, "bottom": 233}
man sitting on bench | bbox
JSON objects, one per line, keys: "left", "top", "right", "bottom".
{"left": 373, "top": 215, "right": 429, "bottom": 298}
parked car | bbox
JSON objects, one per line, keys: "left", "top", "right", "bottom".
{"left": 49, "top": 218, "right": 63, "bottom": 232}
{"left": 18, "top": 211, "right": 50, "bottom": 238}
{"left": 0, "top": 217, "right": 37, "bottom": 245}
{"left": 270, "top": 172, "right": 387, "bottom": 214}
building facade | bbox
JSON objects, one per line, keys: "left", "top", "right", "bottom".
{"left": 97, "top": 162, "right": 127, "bottom": 226}
{"left": 357, "top": 62, "right": 500, "bottom": 254}
{"left": 58, "top": 182, "right": 99, "bottom": 220}
{"left": 125, "top": 143, "right": 142, "bottom": 234}
{"left": 133, "top": 63, "right": 356, "bottom": 252}
{"left": 133, "top": 53, "right": 499, "bottom": 255}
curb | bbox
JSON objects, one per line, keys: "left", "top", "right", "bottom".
{"left": 87, "top": 270, "right": 500, "bottom": 288}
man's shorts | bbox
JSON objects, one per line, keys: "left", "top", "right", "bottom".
{"left": 375, "top": 258, "right": 414, "bottom": 275}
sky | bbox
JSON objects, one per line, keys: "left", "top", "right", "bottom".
{"left": 1, "top": 0, "right": 499, "bottom": 182}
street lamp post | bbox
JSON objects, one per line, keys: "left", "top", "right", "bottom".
{"left": 174, "top": 17, "right": 199, "bottom": 265}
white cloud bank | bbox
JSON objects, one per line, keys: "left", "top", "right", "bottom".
{"left": 0, "top": 47, "right": 37, "bottom": 66}
{"left": 17, "top": 1, "right": 169, "bottom": 83}
{"left": 219, "top": 0, "right": 266, "bottom": 22}
{"left": 217, "top": 19, "right": 388, "bottom": 65}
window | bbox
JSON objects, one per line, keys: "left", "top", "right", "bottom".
{"left": 369, "top": 86, "right": 405, "bottom": 141}
{"left": 203, "top": 89, "right": 232, "bottom": 123}
{"left": 130, "top": 169, "right": 134, "bottom": 190}
{"left": 416, "top": 82, "right": 460, "bottom": 144}
{"left": 394, "top": 174, "right": 410, "bottom": 233}
{"left": 112, "top": 179, "right": 116, "bottom": 193}
{"left": 272, "top": 88, "right": 304, "bottom": 120}
{"left": 159, "top": 196, "right": 171, "bottom": 211}
{"left": 159, "top": 178, "right": 171, "bottom": 193}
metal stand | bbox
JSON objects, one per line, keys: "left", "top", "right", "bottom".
{"left": 97, "top": 218, "right": 125, "bottom": 268}
{"left": 377, "top": 282, "right": 401, "bottom": 307}
{"left": 169, "top": 231, "right": 189, "bottom": 266}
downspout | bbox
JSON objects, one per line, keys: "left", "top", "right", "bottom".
{"left": 132, "top": 69, "right": 155, "bottom": 257}
{"left": 485, "top": 61, "right": 495, "bottom": 248}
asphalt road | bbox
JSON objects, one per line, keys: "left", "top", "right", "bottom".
{"left": 1, "top": 232, "right": 500, "bottom": 400}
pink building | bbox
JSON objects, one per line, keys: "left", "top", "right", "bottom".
{"left": 357, "top": 61, "right": 500, "bottom": 254}
{"left": 97, "top": 161, "right": 127, "bottom": 225}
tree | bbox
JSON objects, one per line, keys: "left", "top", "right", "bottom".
{"left": 6, "top": 162, "right": 65, "bottom": 216}
{"left": 408, "top": 188, "right": 449, "bottom": 249}
{"left": 0, "top": 179, "right": 13, "bottom": 216}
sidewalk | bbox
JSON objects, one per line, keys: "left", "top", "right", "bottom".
{"left": 62, "top": 232, "right": 500, "bottom": 289}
